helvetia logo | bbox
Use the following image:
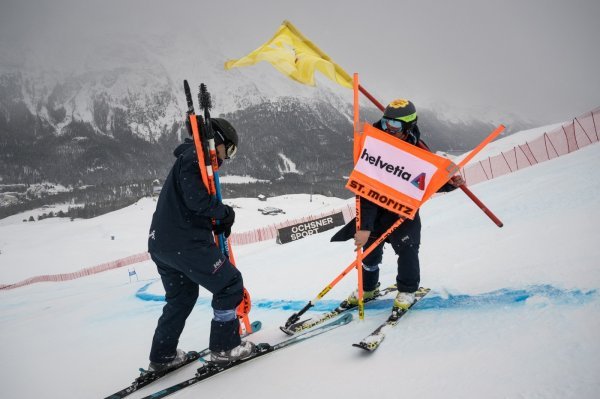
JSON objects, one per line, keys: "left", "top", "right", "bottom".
{"left": 360, "top": 148, "right": 413, "bottom": 181}
{"left": 411, "top": 173, "right": 426, "bottom": 190}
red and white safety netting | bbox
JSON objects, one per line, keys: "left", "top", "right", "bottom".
{"left": 461, "top": 107, "right": 599, "bottom": 185}
{"left": 0, "top": 252, "right": 150, "bottom": 290}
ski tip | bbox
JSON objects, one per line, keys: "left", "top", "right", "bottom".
{"left": 340, "top": 312, "right": 354, "bottom": 322}
{"left": 251, "top": 320, "right": 263, "bottom": 330}
{"left": 352, "top": 342, "right": 376, "bottom": 352}
{"left": 279, "top": 326, "right": 295, "bottom": 336}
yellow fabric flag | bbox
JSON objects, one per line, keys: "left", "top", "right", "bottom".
{"left": 224, "top": 20, "right": 352, "bottom": 89}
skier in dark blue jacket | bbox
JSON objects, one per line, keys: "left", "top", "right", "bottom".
{"left": 147, "top": 118, "right": 255, "bottom": 371}
{"left": 332, "top": 99, "right": 464, "bottom": 310}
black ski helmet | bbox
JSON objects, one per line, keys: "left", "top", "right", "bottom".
{"left": 383, "top": 99, "right": 417, "bottom": 123}
{"left": 211, "top": 118, "right": 239, "bottom": 158}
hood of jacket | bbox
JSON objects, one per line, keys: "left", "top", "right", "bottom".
{"left": 173, "top": 138, "right": 194, "bottom": 158}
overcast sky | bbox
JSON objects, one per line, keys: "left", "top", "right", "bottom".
{"left": 1, "top": 0, "right": 599, "bottom": 124}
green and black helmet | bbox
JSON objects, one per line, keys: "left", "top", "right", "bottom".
{"left": 383, "top": 99, "right": 417, "bottom": 123}
{"left": 380, "top": 99, "right": 419, "bottom": 143}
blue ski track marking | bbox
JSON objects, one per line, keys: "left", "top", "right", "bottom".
{"left": 136, "top": 281, "right": 596, "bottom": 311}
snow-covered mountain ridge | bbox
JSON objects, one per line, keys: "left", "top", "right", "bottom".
{"left": 0, "top": 35, "right": 531, "bottom": 217}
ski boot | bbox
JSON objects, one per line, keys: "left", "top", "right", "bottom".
{"left": 393, "top": 291, "right": 416, "bottom": 310}
{"left": 210, "top": 341, "right": 256, "bottom": 365}
{"left": 147, "top": 348, "right": 188, "bottom": 373}
{"left": 343, "top": 283, "right": 381, "bottom": 308}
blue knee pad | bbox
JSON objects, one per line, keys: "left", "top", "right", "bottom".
{"left": 362, "top": 263, "right": 380, "bottom": 291}
{"left": 213, "top": 308, "right": 237, "bottom": 322}
{"left": 362, "top": 263, "right": 380, "bottom": 272}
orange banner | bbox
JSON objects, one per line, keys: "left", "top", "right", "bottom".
{"left": 346, "top": 124, "right": 457, "bottom": 218}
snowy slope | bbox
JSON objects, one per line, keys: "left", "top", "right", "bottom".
{"left": 0, "top": 139, "right": 599, "bottom": 398}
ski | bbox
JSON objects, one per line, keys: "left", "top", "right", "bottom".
{"left": 280, "top": 284, "right": 398, "bottom": 335}
{"left": 352, "top": 287, "right": 430, "bottom": 352}
{"left": 141, "top": 313, "right": 353, "bottom": 399}
{"left": 104, "top": 321, "right": 262, "bottom": 399}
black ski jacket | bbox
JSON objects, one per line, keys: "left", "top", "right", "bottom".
{"left": 148, "top": 139, "right": 229, "bottom": 252}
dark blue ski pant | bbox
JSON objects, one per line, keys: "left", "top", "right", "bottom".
{"left": 149, "top": 244, "right": 243, "bottom": 363}
{"left": 361, "top": 214, "right": 421, "bottom": 293}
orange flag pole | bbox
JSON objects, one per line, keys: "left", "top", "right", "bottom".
{"left": 358, "top": 85, "right": 385, "bottom": 111}
{"left": 453, "top": 124, "right": 506, "bottom": 227}
{"left": 353, "top": 73, "right": 365, "bottom": 321}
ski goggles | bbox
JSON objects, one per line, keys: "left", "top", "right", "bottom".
{"left": 381, "top": 118, "right": 417, "bottom": 144}
{"left": 215, "top": 130, "right": 238, "bottom": 159}
{"left": 381, "top": 118, "right": 412, "bottom": 133}
{"left": 225, "top": 143, "right": 237, "bottom": 159}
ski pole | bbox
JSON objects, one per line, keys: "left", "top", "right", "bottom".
{"left": 184, "top": 82, "right": 212, "bottom": 193}
{"left": 355, "top": 195, "right": 364, "bottom": 320}
{"left": 197, "top": 83, "right": 253, "bottom": 334}
{"left": 199, "top": 84, "right": 232, "bottom": 258}
{"left": 197, "top": 85, "right": 234, "bottom": 261}
{"left": 284, "top": 216, "right": 406, "bottom": 327}
{"left": 353, "top": 73, "right": 365, "bottom": 321}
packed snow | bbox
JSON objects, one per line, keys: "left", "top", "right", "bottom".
{"left": 0, "top": 128, "right": 599, "bottom": 398}
{"left": 217, "top": 175, "right": 270, "bottom": 184}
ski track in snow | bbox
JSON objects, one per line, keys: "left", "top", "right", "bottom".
{"left": 135, "top": 279, "right": 597, "bottom": 312}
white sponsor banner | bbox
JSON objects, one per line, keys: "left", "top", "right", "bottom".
{"left": 354, "top": 135, "right": 438, "bottom": 201}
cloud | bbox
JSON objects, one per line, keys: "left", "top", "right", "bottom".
{"left": 1, "top": 0, "right": 598, "bottom": 124}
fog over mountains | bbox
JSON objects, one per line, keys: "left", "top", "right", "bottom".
{"left": 0, "top": 33, "right": 531, "bottom": 216}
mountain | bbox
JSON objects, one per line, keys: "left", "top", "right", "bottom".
{"left": 0, "top": 35, "right": 532, "bottom": 216}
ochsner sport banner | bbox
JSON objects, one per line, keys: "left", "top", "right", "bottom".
{"left": 276, "top": 212, "right": 345, "bottom": 244}
{"left": 346, "top": 123, "right": 456, "bottom": 218}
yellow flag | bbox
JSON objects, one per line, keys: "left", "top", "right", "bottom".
{"left": 224, "top": 20, "right": 352, "bottom": 89}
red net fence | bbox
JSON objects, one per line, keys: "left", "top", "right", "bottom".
{"left": 461, "top": 107, "right": 599, "bottom": 185}
{"left": 0, "top": 252, "right": 150, "bottom": 291}
{"left": 0, "top": 206, "right": 357, "bottom": 290}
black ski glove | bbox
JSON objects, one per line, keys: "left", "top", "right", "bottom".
{"left": 213, "top": 205, "right": 235, "bottom": 238}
